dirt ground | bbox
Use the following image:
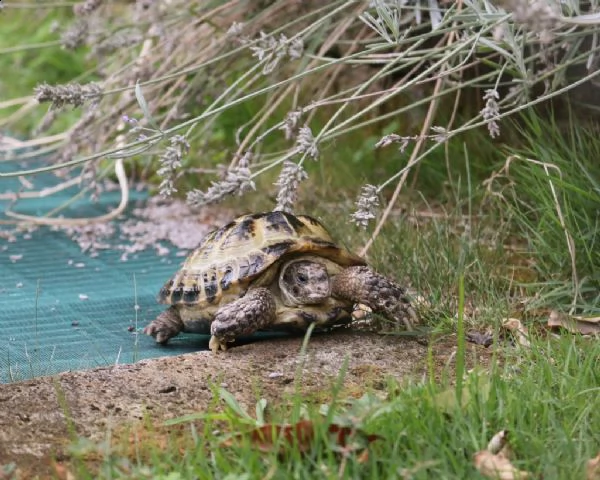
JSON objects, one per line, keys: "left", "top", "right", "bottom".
{"left": 0, "top": 330, "right": 491, "bottom": 478}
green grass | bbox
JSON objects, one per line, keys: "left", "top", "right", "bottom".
{"left": 65, "top": 334, "right": 599, "bottom": 479}
{"left": 495, "top": 112, "right": 600, "bottom": 312}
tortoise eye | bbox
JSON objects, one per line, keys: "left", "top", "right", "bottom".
{"left": 297, "top": 272, "right": 308, "bottom": 283}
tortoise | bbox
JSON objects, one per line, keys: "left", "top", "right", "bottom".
{"left": 144, "top": 211, "right": 418, "bottom": 352}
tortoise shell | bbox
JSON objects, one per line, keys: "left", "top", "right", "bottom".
{"left": 158, "top": 211, "right": 366, "bottom": 307}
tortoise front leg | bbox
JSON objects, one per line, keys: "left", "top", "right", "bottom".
{"left": 332, "top": 266, "right": 418, "bottom": 330}
{"left": 210, "top": 287, "right": 277, "bottom": 352}
{"left": 144, "top": 306, "right": 185, "bottom": 344}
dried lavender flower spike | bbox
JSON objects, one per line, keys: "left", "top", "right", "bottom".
{"left": 375, "top": 134, "right": 402, "bottom": 148}
{"left": 375, "top": 133, "right": 412, "bottom": 153}
{"left": 274, "top": 161, "right": 308, "bottom": 213}
{"left": 227, "top": 21, "right": 245, "bottom": 38}
{"left": 249, "top": 31, "right": 303, "bottom": 75}
{"left": 287, "top": 37, "right": 304, "bottom": 59}
{"left": 430, "top": 126, "right": 449, "bottom": 144}
{"left": 187, "top": 152, "right": 255, "bottom": 207}
{"left": 237, "top": 151, "right": 252, "bottom": 169}
{"left": 158, "top": 135, "right": 190, "bottom": 198}
{"left": 503, "top": 0, "right": 560, "bottom": 42}
{"left": 280, "top": 109, "right": 303, "bottom": 140}
{"left": 73, "top": 0, "right": 103, "bottom": 16}
{"left": 481, "top": 89, "right": 500, "bottom": 138}
{"left": 122, "top": 115, "right": 138, "bottom": 126}
{"left": 250, "top": 31, "right": 277, "bottom": 61}
{"left": 34, "top": 82, "right": 103, "bottom": 110}
{"left": 350, "top": 184, "right": 380, "bottom": 229}
{"left": 295, "top": 126, "right": 319, "bottom": 159}
{"left": 60, "top": 19, "right": 89, "bottom": 50}
{"left": 93, "top": 28, "right": 143, "bottom": 56}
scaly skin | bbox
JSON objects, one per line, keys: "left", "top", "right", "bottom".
{"left": 209, "top": 287, "right": 277, "bottom": 352}
{"left": 143, "top": 306, "right": 185, "bottom": 344}
{"left": 332, "top": 266, "right": 418, "bottom": 330}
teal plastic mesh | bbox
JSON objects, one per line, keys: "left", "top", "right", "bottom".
{"left": 0, "top": 158, "right": 213, "bottom": 383}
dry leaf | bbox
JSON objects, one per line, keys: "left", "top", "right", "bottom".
{"left": 50, "top": 460, "right": 75, "bottom": 480}
{"left": 587, "top": 452, "right": 600, "bottom": 480}
{"left": 487, "top": 430, "right": 509, "bottom": 454}
{"left": 475, "top": 430, "right": 531, "bottom": 479}
{"left": 327, "top": 423, "right": 382, "bottom": 462}
{"left": 221, "top": 420, "right": 380, "bottom": 461}
{"left": 502, "top": 318, "right": 531, "bottom": 348}
{"left": 548, "top": 310, "right": 600, "bottom": 336}
{"left": 221, "top": 419, "right": 315, "bottom": 453}
{"left": 473, "top": 450, "right": 531, "bottom": 479}
{"left": 466, "top": 330, "right": 494, "bottom": 347}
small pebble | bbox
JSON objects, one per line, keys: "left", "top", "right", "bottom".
{"left": 158, "top": 385, "right": 176, "bottom": 394}
{"left": 268, "top": 372, "right": 284, "bottom": 379}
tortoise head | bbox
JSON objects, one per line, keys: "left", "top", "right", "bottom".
{"left": 279, "top": 258, "right": 330, "bottom": 306}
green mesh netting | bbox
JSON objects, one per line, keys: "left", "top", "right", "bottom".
{"left": 0, "top": 158, "right": 214, "bottom": 383}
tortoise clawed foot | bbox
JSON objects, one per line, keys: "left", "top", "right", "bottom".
{"left": 333, "top": 266, "right": 418, "bottom": 329}
{"left": 143, "top": 324, "right": 171, "bottom": 344}
{"left": 144, "top": 307, "right": 184, "bottom": 345}
{"left": 209, "top": 287, "right": 277, "bottom": 353}
{"left": 208, "top": 335, "right": 229, "bottom": 353}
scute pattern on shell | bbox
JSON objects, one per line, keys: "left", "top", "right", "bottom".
{"left": 158, "top": 211, "right": 366, "bottom": 307}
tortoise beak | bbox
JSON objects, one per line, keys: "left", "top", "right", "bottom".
{"left": 305, "top": 289, "right": 330, "bottom": 304}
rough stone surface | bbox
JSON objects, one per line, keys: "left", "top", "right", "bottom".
{"left": 0, "top": 331, "right": 430, "bottom": 477}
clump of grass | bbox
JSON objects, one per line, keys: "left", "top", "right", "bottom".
{"left": 486, "top": 111, "right": 600, "bottom": 313}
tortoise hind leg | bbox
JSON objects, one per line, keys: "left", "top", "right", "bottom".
{"left": 210, "top": 287, "right": 277, "bottom": 352}
{"left": 332, "top": 266, "right": 418, "bottom": 330}
{"left": 144, "top": 306, "right": 185, "bottom": 344}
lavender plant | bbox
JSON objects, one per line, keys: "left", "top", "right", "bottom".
{"left": 3, "top": 0, "right": 600, "bottom": 246}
